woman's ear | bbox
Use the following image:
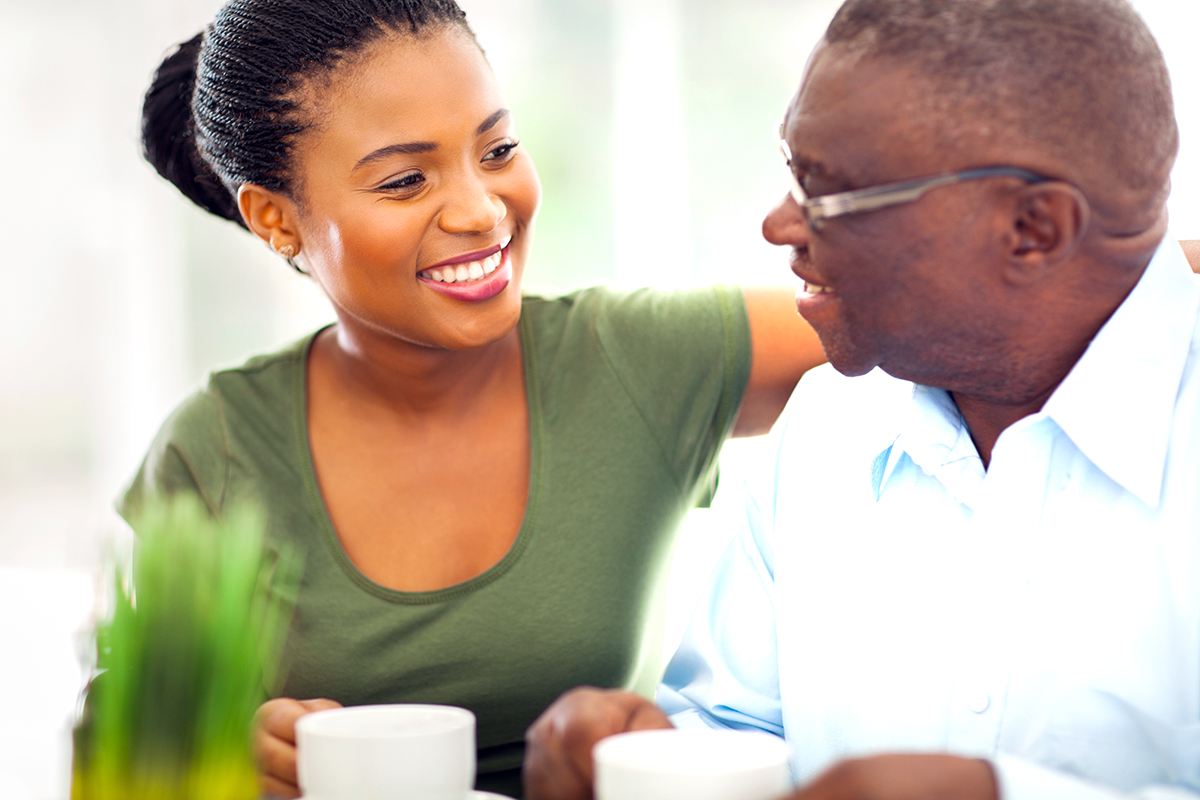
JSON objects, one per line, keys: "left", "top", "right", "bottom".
{"left": 1004, "top": 182, "right": 1090, "bottom": 285}
{"left": 237, "top": 184, "right": 303, "bottom": 258}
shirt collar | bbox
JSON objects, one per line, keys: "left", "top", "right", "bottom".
{"left": 872, "top": 383, "right": 986, "bottom": 508}
{"left": 1040, "top": 235, "right": 1199, "bottom": 508}
{"left": 871, "top": 235, "right": 1199, "bottom": 510}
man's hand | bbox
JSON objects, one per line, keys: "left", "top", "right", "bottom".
{"left": 252, "top": 696, "right": 343, "bottom": 799}
{"left": 788, "top": 753, "right": 998, "bottom": 800}
{"left": 523, "top": 687, "right": 673, "bottom": 800}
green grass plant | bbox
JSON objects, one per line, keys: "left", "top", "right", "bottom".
{"left": 73, "top": 495, "right": 300, "bottom": 800}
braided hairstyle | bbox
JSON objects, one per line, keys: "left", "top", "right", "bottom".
{"left": 141, "top": 0, "right": 471, "bottom": 231}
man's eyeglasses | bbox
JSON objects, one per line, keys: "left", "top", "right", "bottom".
{"left": 777, "top": 124, "right": 1052, "bottom": 231}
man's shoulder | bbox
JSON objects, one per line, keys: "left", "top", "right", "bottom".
{"left": 738, "top": 367, "right": 916, "bottom": 538}
{"left": 783, "top": 365, "right": 912, "bottom": 431}
{"left": 770, "top": 365, "right": 913, "bottom": 477}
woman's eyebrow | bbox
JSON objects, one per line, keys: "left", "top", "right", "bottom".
{"left": 351, "top": 110, "right": 512, "bottom": 174}
{"left": 476, "top": 108, "right": 510, "bottom": 135}
{"left": 353, "top": 141, "right": 437, "bottom": 173}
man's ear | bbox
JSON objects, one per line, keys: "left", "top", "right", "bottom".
{"left": 237, "top": 183, "right": 303, "bottom": 257}
{"left": 1003, "top": 182, "right": 1089, "bottom": 285}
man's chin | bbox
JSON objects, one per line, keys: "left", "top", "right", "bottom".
{"left": 818, "top": 338, "right": 878, "bottom": 378}
{"left": 828, "top": 361, "right": 877, "bottom": 378}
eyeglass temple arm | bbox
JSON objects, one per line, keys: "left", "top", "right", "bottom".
{"left": 807, "top": 167, "right": 1050, "bottom": 224}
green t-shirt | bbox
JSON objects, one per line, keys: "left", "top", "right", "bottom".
{"left": 120, "top": 285, "right": 752, "bottom": 797}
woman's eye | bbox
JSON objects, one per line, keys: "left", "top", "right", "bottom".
{"left": 482, "top": 141, "right": 519, "bottom": 164}
{"left": 379, "top": 172, "right": 425, "bottom": 193}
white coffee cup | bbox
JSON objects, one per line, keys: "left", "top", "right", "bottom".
{"left": 296, "top": 703, "right": 476, "bottom": 800}
{"left": 594, "top": 727, "right": 792, "bottom": 800}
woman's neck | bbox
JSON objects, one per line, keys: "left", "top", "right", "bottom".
{"left": 312, "top": 318, "right": 525, "bottom": 421}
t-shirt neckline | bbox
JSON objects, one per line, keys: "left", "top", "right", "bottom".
{"left": 291, "top": 316, "right": 544, "bottom": 605}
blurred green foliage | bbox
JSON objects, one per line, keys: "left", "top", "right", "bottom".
{"left": 73, "top": 496, "right": 300, "bottom": 800}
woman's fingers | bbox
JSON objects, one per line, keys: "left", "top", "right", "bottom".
{"left": 259, "top": 771, "right": 302, "bottom": 800}
{"left": 253, "top": 697, "right": 343, "bottom": 798}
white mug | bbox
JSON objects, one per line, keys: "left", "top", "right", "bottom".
{"left": 594, "top": 727, "right": 792, "bottom": 800}
{"left": 296, "top": 703, "right": 476, "bottom": 800}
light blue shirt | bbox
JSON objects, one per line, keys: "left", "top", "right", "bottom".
{"left": 660, "top": 236, "right": 1200, "bottom": 800}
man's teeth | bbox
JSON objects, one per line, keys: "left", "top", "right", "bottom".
{"left": 803, "top": 281, "right": 833, "bottom": 295}
{"left": 424, "top": 250, "right": 503, "bottom": 284}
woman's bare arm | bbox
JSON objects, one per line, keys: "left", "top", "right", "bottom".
{"left": 1182, "top": 240, "right": 1200, "bottom": 272}
{"left": 733, "top": 287, "right": 826, "bottom": 437}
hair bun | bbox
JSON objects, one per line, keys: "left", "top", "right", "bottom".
{"left": 141, "top": 31, "right": 246, "bottom": 228}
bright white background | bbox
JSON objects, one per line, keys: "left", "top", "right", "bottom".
{"left": 0, "top": 1, "right": 1196, "bottom": 797}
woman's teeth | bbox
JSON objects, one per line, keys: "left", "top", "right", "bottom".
{"left": 422, "top": 250, "right": 503, "bottom": 284}
{"left": 804, "top": 281, "right": 833, "bottom": 295}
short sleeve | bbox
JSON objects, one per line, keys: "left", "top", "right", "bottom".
{"left": 589, "top": 285, "right": 752, "bottom": 504}
{"left": 117, "top": 388, "right": 231, "bottom": 522}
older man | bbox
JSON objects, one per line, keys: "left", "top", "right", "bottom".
{"left": 523, "top": 1, "right": 1200, "bottom": 799}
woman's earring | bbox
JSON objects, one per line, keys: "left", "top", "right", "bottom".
{"left": 276, "top": 243, "right": 306, "bottom": 274}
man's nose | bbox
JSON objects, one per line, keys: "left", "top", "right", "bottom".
{"left": 762, "top": 193, "right": 809, "bottom": 246}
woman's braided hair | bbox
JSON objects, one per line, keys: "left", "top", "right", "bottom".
{"left": 141, "top": 0, "right": 470, "bottom": 230}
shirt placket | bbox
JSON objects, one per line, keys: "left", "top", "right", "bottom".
{"left": 941, "top": 420, "right": 1053, "bottom": 758}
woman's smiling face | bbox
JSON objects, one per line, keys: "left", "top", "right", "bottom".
{"left": 286, "top": 25, "right": 541, "bottom": 351}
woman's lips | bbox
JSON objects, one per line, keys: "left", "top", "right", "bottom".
{"left": 421, "top": 235, "right": 512, "bottom": 278}
{"left": 419, "top": 246, "right": 512, "bottom": 303}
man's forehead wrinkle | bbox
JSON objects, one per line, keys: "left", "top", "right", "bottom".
{"left": 819, "top": 0, "right": 1177, "bottom": 225}
{"left": 792, "top": 50, "right": 971, "bottom": 183}
{"left": 794, "top": 44, "right": 1009, "bottom": 183}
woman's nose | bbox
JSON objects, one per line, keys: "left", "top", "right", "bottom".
{"left": 762, "top": 192, "right": 810, "bottom": 246}
{"left": 438, "top": 175, "right": 507, "bottom": 234}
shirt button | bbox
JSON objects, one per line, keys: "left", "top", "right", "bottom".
{"left": 970, "top": 693, "right": 991, "bottom": 714}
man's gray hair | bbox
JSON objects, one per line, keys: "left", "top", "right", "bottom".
{"left": 825, "top": 0, "right": 1176, "bottom": 200}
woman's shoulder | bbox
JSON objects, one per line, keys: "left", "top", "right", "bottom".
{"left": 205, "top": 328, "right": 318, "bottom": 392}
{"left": 518, "top": 284, "right": 750, "bottom": 427}
{"left": 179, "top": 328, "right": 320, "bottom": 448}
{"left": 520, "top": 284, "right": 748, "bottom": 369}
{"left": 163, "top": 331, "right": 314, "bottom": 439}
{"left": 118, "top": 329, "right": 322, "bottom": 519}
{"left": 522, "top": 283, "right": 744, "bottom": 320}
{"left": 520, "top": 284, "right": 747, "bottom": 348}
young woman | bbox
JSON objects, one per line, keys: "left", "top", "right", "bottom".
{"left": 130, "top": 0, "right": 825, "bottom": 796}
